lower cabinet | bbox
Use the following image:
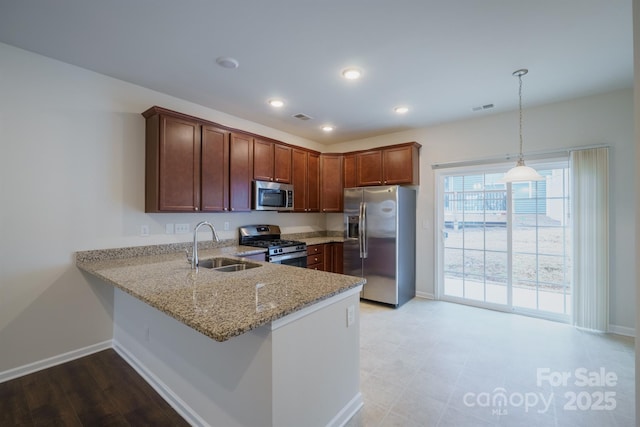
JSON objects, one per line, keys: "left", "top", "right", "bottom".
{"left": 307, "top": 242, "right": 343, "bottom": 273}
{"left": 307, "top": 244, "right": 324, "bottom": 271}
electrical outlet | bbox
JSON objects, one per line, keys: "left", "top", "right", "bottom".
{"left": 346, "top": 305, "right": 355, "bottom": 327}
{"left": 175, "top": 223, "right": 190, "bottom": 234}
{"left": 140, "top": 225, "right": 149, "bottom": 236}
{"left": 165, "top": 223, "right": 174, "bottom": 234}
{"left": 224, "top": 221, "right": 230, "bottom": 231}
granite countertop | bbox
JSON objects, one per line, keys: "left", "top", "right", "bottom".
{"left": 300, "top": 236, "right": 345, "bottom": 246}
{"left": 76, "top": 244, "right": 364, "bottom": 342}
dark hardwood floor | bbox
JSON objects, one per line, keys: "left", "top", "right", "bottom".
{"left": 0, "top": 349, "right": 190, "bottom": 426}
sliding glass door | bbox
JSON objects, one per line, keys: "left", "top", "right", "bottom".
{"left": 438, "top": 162, "right": 571, "bottom": 321}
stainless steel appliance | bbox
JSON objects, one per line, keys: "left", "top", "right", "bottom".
{"left": 252, "top": 181, "right": 294, "bottom": 211}
{"left": 344, "top": 186, "right": 416, "bottom": 307}
{"left": 239, "top": 224, "right": 307, "bottom": 267}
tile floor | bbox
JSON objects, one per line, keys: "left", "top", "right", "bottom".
{"left": 346, "top": 299, "right": 635, "bottom": 427}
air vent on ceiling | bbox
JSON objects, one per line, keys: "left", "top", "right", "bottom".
{"left": 292, "top": 113, "right": 313, "bottom": 121}
{"left": 472, "top": 103, "right": 494, "bottom": 112}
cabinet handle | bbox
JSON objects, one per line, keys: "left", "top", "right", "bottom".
{"left": 194, "top": 207, "right": 199, "bottom": 211}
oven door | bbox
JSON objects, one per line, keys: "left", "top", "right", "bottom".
{"left": 269, "top": 251, "right": 307, "bottom": 268}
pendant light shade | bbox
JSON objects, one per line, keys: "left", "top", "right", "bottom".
{"left": 504, "top": 159, "right": 544, "bottom": 182}
{"left": 503, "top": 69, "right": 543, "bottom": 183}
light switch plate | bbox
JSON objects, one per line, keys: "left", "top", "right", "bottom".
{"left": 347, "top": 305, "right": 355, "bottom": 327}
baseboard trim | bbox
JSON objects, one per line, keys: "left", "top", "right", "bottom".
{"left": 608, "top": 324, "right": 635, "bottom": 337}
{"left": 112, "top": 340, "right": 209, "bottom": 427}
{"left": 0, "top": 340, "right": 112, "bottom": 384}
{"left": 328, "top": 391, "right": 363, "bottom": 427}
{"left": 415, "top": 291, "right": 435, "bottom": 300}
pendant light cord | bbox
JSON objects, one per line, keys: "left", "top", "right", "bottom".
{"left": 518, "top": 72, "right": 524, "bottom": 163}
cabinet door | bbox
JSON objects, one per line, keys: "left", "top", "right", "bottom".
{"left": 343, "top": 154, "right": 357, "bottom": 189}
{"left": 383, "top": 145, "right": 419, "bottom": 185}
{"left": 333, "top": 242, "right": 344, "bottom": 274}
{"left": 158, "top": 115, "right": 201, "bottom": 211}
{"left": 229, "top": 133, "right": 253, "bottom": 212}
{"left": 307, "top": 153, "right": 320, "bottom": 212}
{"left": 320, "top": 154, "right": 343, "bottom": 212}
{"left": 253, "top": 139, "right": 274, "bottom": 182}
{"left": 356, "top": 150, "right": 383, "bottom": 186}
{"left": 291, "top": 148, "right": 308, "bottom": 212}
{"left": 274, "top": 144, "right": 292, "bottom": 183}
{"left": 201, "top": 125, "right": 229, "bottom": 211}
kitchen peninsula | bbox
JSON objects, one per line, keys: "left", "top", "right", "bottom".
{"left": 76, "top": 243, "right": 364, "bottom": 427}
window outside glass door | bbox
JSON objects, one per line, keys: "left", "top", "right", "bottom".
{"left": 439, "top": 162, "right": 571, "bottom": 321}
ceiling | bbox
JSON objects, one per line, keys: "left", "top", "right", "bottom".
{"left": 0, "top": 0, "right": 632, "bottom": 144}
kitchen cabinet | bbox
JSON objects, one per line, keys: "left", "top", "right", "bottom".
{"left": 354, "top": 142, "right": 420, "bottom": 187}
{"left": 292, "top": 148, "right": 320, "bottom": 212}
{"left": 229, "top": 132, "right": 254, "bottom": 212}
{"left": 382, "top": 143, "right": 420, "bottom": 185}
{"left": 324, "top": 242, "right": 344, "bottom": 274}
{"left": 343, "top": 154, "right": 357, "bottom": 189}
{"left": 320, "top": 154, "right": 344, "bottom": 212}
{"left": 144, "top": 107, "right": 231, "bottom": 213}
{"left": 201, "top": 125, "right": 230, "bottom": 211}
{"left": 307, "top": 244, "right": 324, "bottom": 270}
{"left": 356, "top": 150, "right": 383, "bottom": 186}
{"left": 307, "top": 242, "right": 343, "bottom": 273}
{"left": 253, "top": 139, "right": 292, "bottom": 183}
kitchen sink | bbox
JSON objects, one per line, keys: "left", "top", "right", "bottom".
{"left": 198, "top": 257, "right": 261, "bottom": 272}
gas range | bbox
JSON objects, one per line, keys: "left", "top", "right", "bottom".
{"left": 239, "top": 225, "right": 307, "bottom": 267}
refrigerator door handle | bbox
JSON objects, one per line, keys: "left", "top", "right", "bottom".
{"left": 361, "top": 202, "right": 368, "bottom": 258}
{"left": 358, "top": 202, "right": 363, "bottom": 257}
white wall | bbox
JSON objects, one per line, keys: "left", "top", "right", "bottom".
{"left": 330, "top": 89, "right": 636, "bottom": 332}
{"left": 0, "top": 42, "right": 326, "bottom": 373}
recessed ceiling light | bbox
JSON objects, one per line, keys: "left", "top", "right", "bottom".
{"left": 215, "top": 56, "right": 239, "bottom": 69}
{"left": 268, "top": 99, "right": 284, "bottom": 108}
{"left": 341, "top": 68, "right": 362, "bottom": 80}
{"left": 321, "top": 125, "right": 334, "bottom": 132}
{"left": 394, "top": 106, "right": 409, "bottom": 114}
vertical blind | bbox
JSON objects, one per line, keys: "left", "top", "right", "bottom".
{"left": 571, "top": 147, "right": 609, "bottom": 331}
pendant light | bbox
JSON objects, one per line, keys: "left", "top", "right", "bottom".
{"left": 503, "top": 69, "right": 543, "bottom": 182}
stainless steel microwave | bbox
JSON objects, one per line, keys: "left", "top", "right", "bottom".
{"left": 252, "top": 181, "right": 294, "bottom": 211}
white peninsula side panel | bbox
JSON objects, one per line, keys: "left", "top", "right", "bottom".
{"left": 112, "top": 287, "right": 362, "bottom": 427}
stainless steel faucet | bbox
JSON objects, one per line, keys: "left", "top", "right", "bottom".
{"left": 190, "top": 221, "right": 219, "bottom": 269}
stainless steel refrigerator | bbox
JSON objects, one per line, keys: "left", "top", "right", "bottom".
{"left": 344, "top": 186, "right": 416, "bottom": 307}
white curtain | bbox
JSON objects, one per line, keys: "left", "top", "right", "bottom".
{"left": 571, "top": 147, "right": 609, "bottom": 331}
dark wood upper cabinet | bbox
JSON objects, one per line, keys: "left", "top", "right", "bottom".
{"left": 145, "top": 112, "right": 201, "bottom": 212}
{"left": 343, "top": 154, "right": 357, "bottom": 189}
{"left": 356, "top": 150, "right": 383, "bottom": 186}
{"left": 253, "top": 139, "right": 292, "bottom": 183}
{"left": 253, "top": 139, "right": 274, "bottom": 182}
{"left": 229, "top": 132, "right": 254, "bottom": 212}
{"left": 382, "top": 143, "right": 420, "bottom": 185}
{"left": 144, "top": 106, "right": 420, "bottom": 214}
{"left": 307, "top": 152, "right": 320, "bottom": 212}
{"left": 273, "top": 144, "right": 292, "bottom": 183}
{"left": 201, "top": 125, "right": 230, "bottom": 212}
{"left": 144, "top": 107, "right": 234, "bottom": 213}
{"left": 320, "top": 154, "right": 343, "bottom": 212}
{"left": 352, "top": 142, "right": 421, "bottom": 187}
{"left": 292, "top": 148, "right": 320, "bottom": 212}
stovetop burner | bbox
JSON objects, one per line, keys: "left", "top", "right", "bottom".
{"left": 238, "top": 224, "right": 306, "bottom": 252}
{"left": 239, "top": 225, "right": 307, "bottom": 266}
{"left": 245, "top": 239, "right": 305, "bottom": 248}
